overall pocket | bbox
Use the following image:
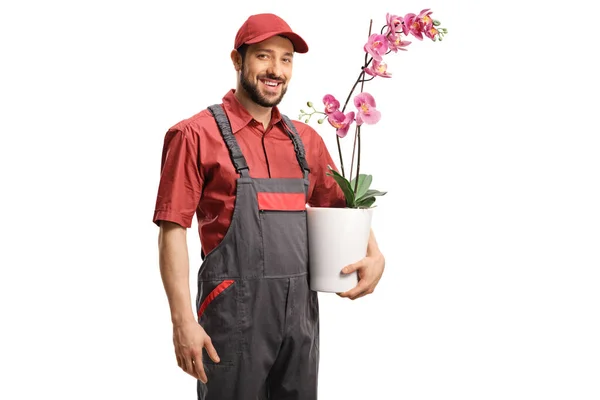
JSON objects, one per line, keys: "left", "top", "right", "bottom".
{"left": 260, "top": 209, "right": 309, "bottom": 277}
{"left": 196, "top": 279, "right": 238, "bottom": 367}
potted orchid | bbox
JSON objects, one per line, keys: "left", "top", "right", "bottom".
{"left": 300, "top": 10, "right": 447, "bottom": 293}
{"left": 301, "top": 9, "right": 447, "bottom": 208}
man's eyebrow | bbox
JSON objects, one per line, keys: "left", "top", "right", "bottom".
{"left": 254, "top": 48, "right": 294, "bottom": 57}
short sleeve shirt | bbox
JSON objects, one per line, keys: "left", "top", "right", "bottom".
{"left": 152, "top": 89, "right": 346, "bottom": 255}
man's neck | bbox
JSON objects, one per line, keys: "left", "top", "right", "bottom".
{"left": 234, "top": 88, "right": 272, "bottom": 130}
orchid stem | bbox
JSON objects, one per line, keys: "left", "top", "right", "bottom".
{"left": 340, "top": 62, "right": 372, "bottom": 114}
{"left": 337, "top": 61, "right": 371, "bottom": 180}
{"left": 349, "top": 124, "right": 359, "bottom": 181}
{"left": 350, "top": 20, "right": 372, "bottom": 192}
{"left": 339, "top": 19, "right": 373, "bottom": 183}
{"left": 364, "top": 20, "right": 373, "bottom": 67}
{"left": 354, "top": 125, "right": 362, "bottom": 196}
{"left": 336, "top": 135, "right": 345, "bottom": 178}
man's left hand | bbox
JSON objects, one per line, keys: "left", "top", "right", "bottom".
{"left": 337, "top": 251, "right": 385, "bottom": 300}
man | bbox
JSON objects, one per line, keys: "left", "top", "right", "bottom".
{"left": 152, "top": 13, "right": 385, "bottom": 400}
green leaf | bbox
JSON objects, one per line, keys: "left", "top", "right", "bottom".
{"left": 327, "top": 166, "right": 355, "bottom": 207}
{"left": 356, "top": 189, "right": 387, "bottom": 202}
{"left": 356, "top": 196, "right": 376, "bottom": 208}
{"left": 349, "top": 174, "right": 372, "bottom": 200}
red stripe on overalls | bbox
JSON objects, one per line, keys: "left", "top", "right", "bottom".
{"left": 257, "top": 192, "right": 306, "bottom": 211}
{"left": 197, "top": 280, "right": 235, "bottom": 318}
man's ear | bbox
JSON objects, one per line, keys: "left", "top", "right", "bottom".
{"left": 230, "top": 50, "right": 242, "bottom": 71}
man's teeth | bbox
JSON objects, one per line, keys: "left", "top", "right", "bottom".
{"left": 262, "top": 80, "right": 279, "bottom": 87}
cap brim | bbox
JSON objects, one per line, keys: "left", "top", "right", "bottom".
{"left": 245, "top": 30, "right": 309, "bottom": 53}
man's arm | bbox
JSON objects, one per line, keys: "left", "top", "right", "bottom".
{"left": 158, "top": 221, "right": 220, "bottom": 383}
{"left": 366, "top": 228, "right": 384, "bottom": 261}
{"left": 158, "top": 221, "right": 195, "bottom": 325}
{"left": 338, "top": 228, "right": 386, "bottom": 300}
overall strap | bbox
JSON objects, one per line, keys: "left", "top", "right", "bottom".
{"left": 280, "top": 115, "right": 311, "bottom": 180}
{"left": 208, "top": 104, "right": 250, "bottom": 177}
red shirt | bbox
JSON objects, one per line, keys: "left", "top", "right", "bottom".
{"left": 153, "top": 90, "right": 346, "bottom": 255}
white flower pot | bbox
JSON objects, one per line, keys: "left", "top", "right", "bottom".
{"left": 306, "top": 207, "right": 374, "bottom": 293}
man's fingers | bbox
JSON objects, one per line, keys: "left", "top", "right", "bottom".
{"left": 183, "top": 354, "right": 195, "bottom": 375}
{"left": 338, "top": 281, "right": 369, "bottom": 299}
{"left": 353, "top": 287, "right": 374, "bottom": 300}
{"left": 341, "top": 260, "right": 363, "bottom": 274}
{"left": 193, "top": 355, "right": 208, "bottom": 383}
{"left": 204, "top": 338, "right": 221, "bottom": 364}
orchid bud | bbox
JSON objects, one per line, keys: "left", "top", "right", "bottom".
{"left": 304, "top": 118, "right": 309, "bottom": 123}
{"left": 318, "top": 118, "right": 324, "bottom": 124}
{"left": 307, "top": 101, "right": 313, "bottom": 107}
{"left": 300, "top": 109, "right": 305, "bottom": 114}
{"left": 433, "top": 19, "right": 441, "bottom": 26}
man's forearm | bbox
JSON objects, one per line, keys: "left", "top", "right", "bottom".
{"left": 158, "top": 224, "right": 196, "bottom": 325}
{"left": 367, "top": 228, "right": 382, "bottom": 258}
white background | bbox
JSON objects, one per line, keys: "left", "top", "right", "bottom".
{"left": 1, "top": 0, "right": 599, "bottom": 399}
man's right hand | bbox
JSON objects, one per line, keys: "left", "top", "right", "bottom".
{"left": 172, "top": 320, "right": 220, "bottom": 383}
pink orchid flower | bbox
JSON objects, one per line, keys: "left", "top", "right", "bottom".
{"left": 353, "top": 92, "right": 381, "bottom": 125}
{"left": 322, "top": 94, "right": 340, "bottom": 115}
{"left": 363, "top": 34, "right": 389, "bottom": 62}
{"left": 387, "top": 33, "right": 411, "bottom": 52}
{"left": 401, "top": 13, "right": 415, "bottom": 35}
{"left": 402, "top": 13, "right": 424, "bottom": 40}
{"left": 418, "top": 8, "right": 434, "bottom": 30}
{"left": 364, "top": 60, "right": 392, "bottom": 78}
{"left": 385, "top": 13, "right": 403, "bottom": 35}
{"left": 425, "top": 26, "right": 439, "bottom": 40}
{"left": 327, "top": 110, "right": 355, "bottom": 138}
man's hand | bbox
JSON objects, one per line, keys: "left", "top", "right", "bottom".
{"left": 173, "top": 320, "right": 220, "bottom": 383}
{"left": 337, "top": 251, "right": 385, "bottom": 300}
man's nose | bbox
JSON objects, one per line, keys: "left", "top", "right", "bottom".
{"left": 266, "top": 60, "right": 282, "bottom": 78}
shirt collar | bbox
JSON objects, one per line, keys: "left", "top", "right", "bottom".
{"left": 221, "top": 89, "right": 283, "bottom": 134}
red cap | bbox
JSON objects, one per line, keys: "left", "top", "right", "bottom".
{"left": 234, "top": 13, "right": 309, "bottom": 53}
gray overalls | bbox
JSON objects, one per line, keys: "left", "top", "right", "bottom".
{"left": 196, "top": 104, "right": 320, "bottom": 400}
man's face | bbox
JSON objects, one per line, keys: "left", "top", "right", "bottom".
{"left": 239, "top": 35, "right": 294, "bottom": 108}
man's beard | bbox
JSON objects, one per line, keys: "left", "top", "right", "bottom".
{"left": 240, "top": 64, "right": 287, "bottom": 108}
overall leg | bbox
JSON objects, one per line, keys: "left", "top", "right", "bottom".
{"left": 198, "top": 278, "right": 289, "bottom": 400}
{"left": 267, "top": 276, "right": 320, "bottom": 400}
